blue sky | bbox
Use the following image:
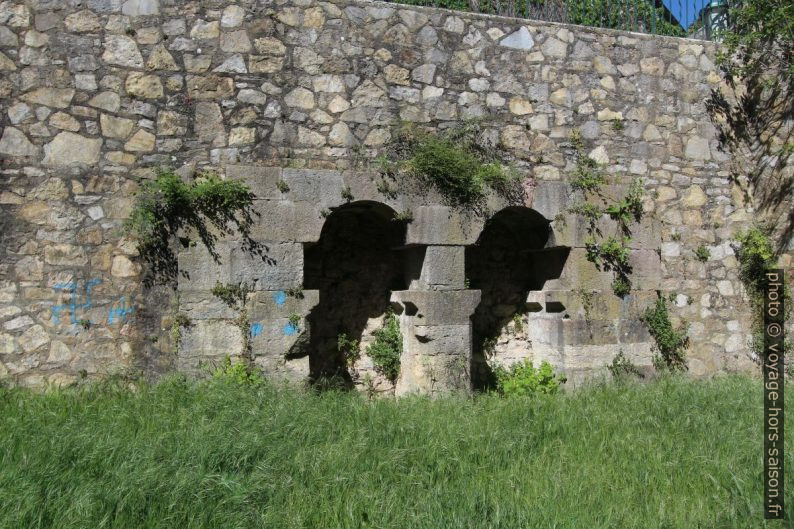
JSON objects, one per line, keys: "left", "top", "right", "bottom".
{"left": 662, "top": 0, "right": 710, "bottom": 28}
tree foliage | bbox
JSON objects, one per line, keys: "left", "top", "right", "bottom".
{"left": 708, "top": 0, "right": 794, "bottom": 251}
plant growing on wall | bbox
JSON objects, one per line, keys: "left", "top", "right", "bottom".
{"left": 366, "top": 311, "right": 403, "bottom": 383}
{"left": 492, "top": 359, "right": 566, "bottom": 397}
{"left": 125, "top": 167, "right": 259, "bottom": 287}
{"left": 641, "top": 294, "right": 689, "bottom": 372}
{"left": 607, "top": 350, "right": 644, "bottom": 381}
{"left": 211, "top": 281, "right": 261, "bottom": 378}
{"left": 566, "top": 130, "right": 644, "bottom": 297}
{"left": 732, "top": 227, "right": 792, "bottom": 358}
{"left": 378, "top": 121, "right": 523, "bottom": 210}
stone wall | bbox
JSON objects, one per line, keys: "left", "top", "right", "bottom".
{"left": 0, "top": 0, "right": 789, "bottom": 390}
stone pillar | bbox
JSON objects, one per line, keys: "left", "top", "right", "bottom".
{"left": 390, "top": 289, "right": 481, "bottom": 396}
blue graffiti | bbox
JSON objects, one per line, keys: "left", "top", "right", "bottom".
{"left": 250, "top": 322, "right": 263, "bottom": 338}
{"left": 52, "top": 279, "right": 101, "bottom": 325}
{"left": 282, "top": 322, "right": 298, "bottom": 336}
{"left": 273, "top": 291, "right": 287, "bottom": 306}
{"left": 107, "top": 296, "right": 135, "bottom": 324}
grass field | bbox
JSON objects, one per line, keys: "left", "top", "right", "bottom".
{"left": 0, "top": 374, "right": 789, "bottom": 528}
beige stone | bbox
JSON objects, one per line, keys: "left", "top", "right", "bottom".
{"left": 508, "top": 97, "right": 533, "bottom": 115}
{"left": 157, "top": 110, "right": 187, "bottom": 136}
{"left": 64, "top": 9, "right": 101, "bottom": 32}
{"left": 43, "top": 132, "right": 101, "bottom": 166}
{"left": 190, "top": 20, "right": 219, "bottom": 39}
{"left": 111, "top": 255, "right": 140, "bottom": 277}
{"left": 248, "top": 55, "right": 284, "bottom": 73}
{"left": 284, "top": 87, "right": 315, "bottom": 110}
{"left": 640, "top": 57, "right": 665, "bottom": 76}
{"left": 384, "top": 64, "right": 410, "bottom": 85}
{"left": 21, "top": 88, "right": 75, "bottom": 109}
{"left": 682, "top": 185, "right": 707, "bottom": 208}
{"left": 124, "top": 129, "right": 156, "bottom": 152}
{"left": 125, "top": 72, "right": 164, "bottom": 99}
{"left": 88, "top": 91, "right": 121, "bottom": 112}
{"left": 253, "top": 37, "right": 286, "bottom": 55}
{"left": 229, "top": 127, "right": 255, "bottom": 145}
{"left": 100, "top": 114, "right": 134, "bottom": 139}
{"left": 49, "top": 112, "right": 80, "bottom": 132}
{"left": 0, "top": 50, "right": 15, "bottom": 70}
{"left": 146, "top": 44, "right": 179, "bottom": 71}
{"left": 597, "top": 109, "right": 623, "bottom": 121}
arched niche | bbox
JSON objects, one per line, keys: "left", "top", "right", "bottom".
{"left": 302, "top": 201, "right": 408, "bottom": 385}
{"left": 465, "top": 206, "right": 569, "bottom": 390}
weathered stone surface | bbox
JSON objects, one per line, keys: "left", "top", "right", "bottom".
{"left": 100, "top": 113, "right": 134, "bottom": 139}
{"left": 499, "top": 26, "right": 534, "bottom": 50}
{"left": 125, "top": 72, "right": 164, "bottom": 98}
{"left": 65, "top": 9, "right": 101, "bottom": 31}
{"left": 122, "top": 0, "right": 159, "bottom": 16}
{"left": 684, "top": 136, "right": 711, "bottom": 160}
{"left": 0, "top": 126, "right": 38, "bottom": 157}
{"left": 43, "top": 132, "right": 101, "bottom": 166}
{"left": 21, "top": 88, "right": 75, "bottom": 108}
{"left": 102, "top": 35, "right": 143, "bottom": 67}
{"left": 88, "top": 91, "right": 121, "bottom": 112}
{"left": 0, "top": 0, "right": 776, "bottom": 391}
{"left": 146, "top": 43, "right": 178, "bottom": 70}
{"left": 124, "top": 129, "right": 156, "bottom": 152}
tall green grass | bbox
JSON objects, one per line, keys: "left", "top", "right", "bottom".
{"left": 0, "top": 375, "right": 789, "bottom": 528}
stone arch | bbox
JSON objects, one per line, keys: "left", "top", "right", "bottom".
{"left": 303, "top": 201, "right": 408, "bottom": 385}
{"left": 466, "top": 206, "right": 569, "bottom": 390}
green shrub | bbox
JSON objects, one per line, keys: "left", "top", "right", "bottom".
{"left": 608, "top": 350, "right": 644, "bottom": 381}
{"left": 366, "top": 311, "right": 403, "bottom": 383}
{"left": 733, "top": 227, "right": 776, "bottom": 295}
{"left": 125, "top": 168, "right": 256, "bottom": 286}
{"left": 337, "top": 333, "right": 360, "bottom": 367}
{"left": 641, "top": 296, "right": 689, "bottom": 372}
{"left": 733, "top": 227, "right": 792, "bottom": 358}
{"left": 694, "top": 245, "right": 710, "bottom": 262}
{"left": 382, "top": 122, "right": 520, "bottom": 207}
{"left": 493, "top": 359, "right": 566, "bottom": 397}
{"left": 212, "top": 356, "right": 264, "bottom": 386}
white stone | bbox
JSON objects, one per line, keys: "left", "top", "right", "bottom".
{"left": 4, "top": 315, "right": 34, "bottom": 331}
{"left": 661, "top": 242, "right": 680, "bottom": 257}
{"left": 213, "top": 54, "right": 247, "bottom": 73}
{"left": 499, "top": 26, "right": 534, "bottom": 50}
{"left": 717, "top": 280, "right": 734, "bottom": 297}
{"left": 588, "top": 145, "right": 608, "bottom": 164}
{"left": 221, "top": 5, "right": 245, "bottom": 27}
{"left": 684, "top": 137, "right": 711, "bottom": 160}
{"left": 122, "top": 0, "right": 159, "bottom": 16}
{"left": 103, "top": 35, "right": 144, "bottom": 68}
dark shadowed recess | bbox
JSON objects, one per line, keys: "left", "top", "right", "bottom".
{"left": 466, "top": 207, "right": 569, "bottom": 391}
{"left": 302, "top": 202, "right": 407, "bottom": 386}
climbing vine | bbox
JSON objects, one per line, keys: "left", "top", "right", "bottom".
{"left": 566, "top": 130, "right": 645, "bottom": 297}
{"left": 211, "top": 281, "right": 260, "bottom": 377}
{"left": 641, "top": 294, "right": 689, "bottom": 372}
